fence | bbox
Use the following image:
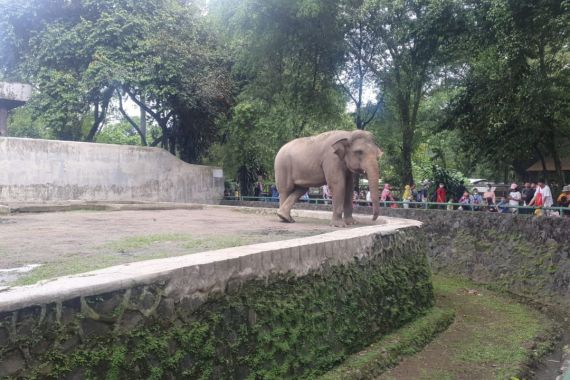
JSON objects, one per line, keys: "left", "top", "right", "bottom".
{"left": 223, "top": 196, "right": 569, "bottom": 216}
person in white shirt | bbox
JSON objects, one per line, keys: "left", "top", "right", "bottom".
{"left": 508, "top": 183, "right": 522, "bottom": 213}
{"left": 529, "top": 179, "right": 553, "bottom": 215}
{"left": 322, "top": 184, "right": 331, "bottom": 204}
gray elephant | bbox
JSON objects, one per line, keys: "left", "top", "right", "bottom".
{"left": 274, "top": 130, "right": 382, "bottom": 227}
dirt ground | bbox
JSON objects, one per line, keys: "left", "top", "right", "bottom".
{"left": 377, "top": 275, "right": 554, "bottom": 380}
{"left": 0, "top": 207, "right": 337, "bottom": 285}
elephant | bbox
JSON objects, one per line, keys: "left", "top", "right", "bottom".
{"left": 274, "top": 130, "right": 383, "bottom": 227}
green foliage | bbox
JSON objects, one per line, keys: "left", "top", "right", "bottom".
{"left": 6, "top": 105, "right": 52, "bottom": 139}
{"left": 207, "top": 0, "right": 350, "bottom": 193}
{"left": 444, "top": 0, "right": 570, "bottom": 183}
{"left": 1, "top": 0, "right": 567, "bottom": 183}
{"left": 352, "top": 0, "right": 469, "bottom": 185}
{"left": 95, "top": 120, "right": 142, "bottom": 146}
{"left": 426, "top": 166, "right": 467, "bottom": 201}
{"left": 0, "top": 0, "right": 231, "bottom": 157}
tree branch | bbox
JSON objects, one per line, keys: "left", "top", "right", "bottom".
{"left": 117, "top": 90, "right": 147, "bottom": 146}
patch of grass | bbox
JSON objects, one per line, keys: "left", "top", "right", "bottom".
{"left": 428, "top": 275, "right": 558, "bottom": 380}
{"left": 10, "top": 234, "right": 264, "bottom": 286}
{"left": 104, "top": 233, "right": 195, "bottom": 252}
{"left": 10, "top": 255, "right": 124, "bottom": 286}
{"left": 319, "top": 307, "right": 455, "bottom": 380}
{"left": 182, "top": 235, "right": 257, "bottom": 252}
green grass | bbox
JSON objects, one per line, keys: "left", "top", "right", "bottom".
{"left": 10, "top": 234, "right": 265, "bottom": 286}
{"left": 103, "top": 233, "right": 196, "bottom": 252}
{"left": 426, "top": 275, "right": 557, "bottom": 380}
{"left": 183, "top": 235, "right": 256, "bottom": 251}
{"left": 319, "top": 307, "right": 455, "bottom": 380}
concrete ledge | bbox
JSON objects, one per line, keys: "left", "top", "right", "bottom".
{"left": 0, "top": 200, "right": 206, "bottom": 214}
{"left": 0, "top": 206, "right": 420, "bottom": 313}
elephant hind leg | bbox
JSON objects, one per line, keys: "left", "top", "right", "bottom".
{"left": 277, "top": 186, "right": 307, "bottom": 223}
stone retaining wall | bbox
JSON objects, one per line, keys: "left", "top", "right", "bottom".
{"left": 222, "top": 201, "right": 570, "bottom": 306}
{"left": 0, "top": 208, "right": 432, "bottom": 379}
{"left": 0, "top": 137, "right": 223, "bottom": 203}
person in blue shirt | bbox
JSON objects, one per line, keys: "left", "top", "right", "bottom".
{"left": 270, "top": 184, "right": 279, "bottom": 202}
{"left": 497, "top": 197, "right": 509, "bottom": 213}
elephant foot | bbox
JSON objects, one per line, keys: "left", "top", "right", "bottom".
{"left": 344, "top": 217, "right": 358, "bottom": 225}
{"left": 330, "top": 219, "right": 347, "bottom": 228}
{"left": 277, "top": 210, "right": 295, "bottom": 223}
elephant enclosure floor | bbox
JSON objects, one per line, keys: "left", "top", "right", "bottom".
{"left": 0, "top": 206, "right": 339, "bottom": 286}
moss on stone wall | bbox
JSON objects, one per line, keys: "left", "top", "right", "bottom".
{"left": 3, "top": 231, "right": 433, "bottom": 379}
{"left": 222, "top": 201, "right": 570, "bottom": 307}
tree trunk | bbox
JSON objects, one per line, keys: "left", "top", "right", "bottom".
{"left": 547, "top": 130, "right": 565, "bottom": 185}
{"left": 401, "top": 127, "right": 414, "bottom": 186}
{"left": 534, "top": 145, "right": 548, "bottom": 180}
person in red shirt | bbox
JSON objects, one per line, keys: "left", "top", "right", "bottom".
{"left": 436, "top": 183, "right": 447, "bottom": 204}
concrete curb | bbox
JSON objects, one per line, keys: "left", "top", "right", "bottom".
{"left": 0, "top": 201, "right": 205, "bottom": 214}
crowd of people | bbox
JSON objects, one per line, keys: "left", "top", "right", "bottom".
{"left": 360, "top": 179, "right": 570, "bottom": 216}
{"left": 227, "top": 177, "right": 570, "bottom": 216}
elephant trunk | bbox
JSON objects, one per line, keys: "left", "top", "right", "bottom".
{"left": 364, "top": 160, "right": 380, "bottom": 221}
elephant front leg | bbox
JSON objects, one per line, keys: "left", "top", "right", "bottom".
{"left": 330, "top": 182, "right": 347, "bottom": 227}
{"left": 343, "top": 173, "right": 357, "bottom": 225}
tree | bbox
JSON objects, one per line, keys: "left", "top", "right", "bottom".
{"left": 338, "top": 6, "right": 382, "bottom": 130}
{"left": 208, "top": 0, "right": 350, "bottom": 194}
{"left": 0, "top": 0, "right": 232, "bottom": 162}
{"left": 350, "top": 0, "right": 467, "bottom": 186}
{"left": 444, "top": 0, "right": 569, "bottom": 184}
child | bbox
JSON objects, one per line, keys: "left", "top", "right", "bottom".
{"left": 497, "top": 197, "right": 509, "bottom": 213}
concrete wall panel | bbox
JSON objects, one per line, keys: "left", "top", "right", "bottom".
{"left": 0, "top": 137, "right": 223, "bottom": 203}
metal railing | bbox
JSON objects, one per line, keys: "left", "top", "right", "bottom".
{"left": 223, "top": 196, "right": 569, "bottom": 216}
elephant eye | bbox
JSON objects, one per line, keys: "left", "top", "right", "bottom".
{"left": 354, "top": 149, "right": 364, "bottom": 157}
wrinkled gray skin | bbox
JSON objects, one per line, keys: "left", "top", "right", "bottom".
{"left": 274, "top": 130, "right": 382, "bottom": 227}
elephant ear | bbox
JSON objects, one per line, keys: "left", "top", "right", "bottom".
{"left": 332, "top": 138, "right": 349, "bottom": 159}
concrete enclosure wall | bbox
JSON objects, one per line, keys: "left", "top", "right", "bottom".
{"left": 0, "top": 137, "right": 224, "bottom": 203}
{"left": 222, "top": 201, "right": 570, "bottom": 306}
{"left": 0, "top": 208, "right": 432, "bottom": 379}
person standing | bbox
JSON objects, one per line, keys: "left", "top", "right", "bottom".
{"left": 381, "top": 184, "right": 394, "bottom": 206}
{"left": 254, "top": 176, "right": 264, "bottom": 198}
{"left": 556, "top": 185, "right": 570, "bottom": 205}
{"left": 322, "top": 184, "right": 331, "bottom": 204}
{"left": 472, "top": 188, "right": 483, "bottom": 211}
{"left": 419, "top": 182, "right": 429, "bottom": 203}
{"left": 521, "top": 182, "right": 534, "bottom": 214}
{"left": 459, "top": 191, "right": 472, "bottom": 211}
{"left": 402, "top": 184, "right": 412, "bottom": 209}
{"left": 529, "top": 179, "right": 553, "bottom": 216}
{"left": 436, "top": 183, "right": 447, "bottom": 203}
{"left": 558, "top": 186, "right": 570, "bottom": 216}
{"left": 271, "top": 184, "right": 279, "bottom": 202}
{"left": 508, "top": 183, "right": 522, "bottom": 213}
{"left": 483, "top": 184, "right": 496, "bottom": 210}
